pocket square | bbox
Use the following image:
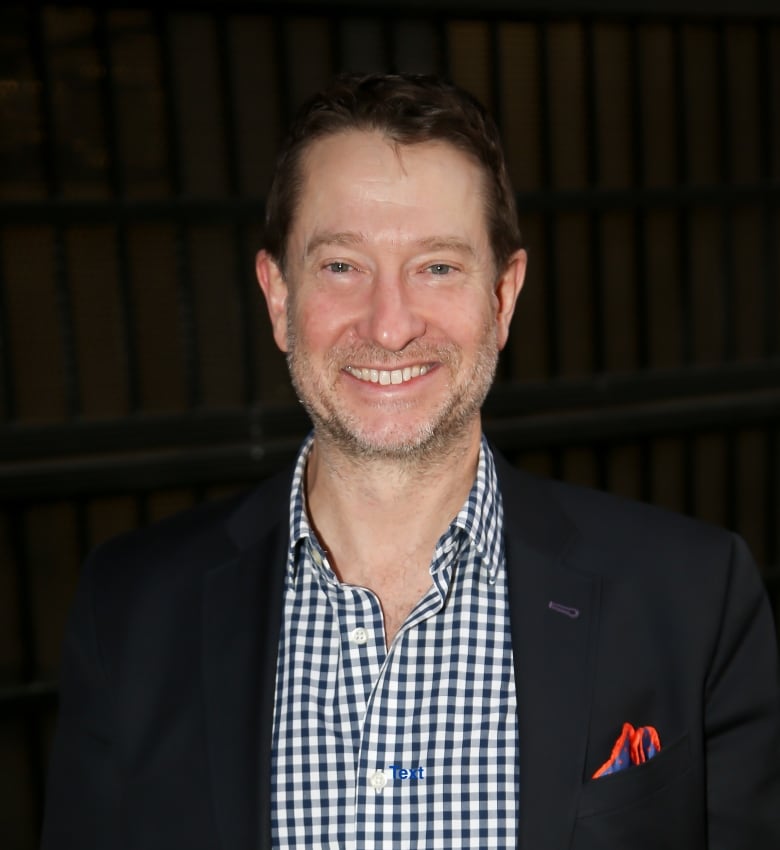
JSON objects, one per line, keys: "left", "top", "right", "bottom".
{"left": 592, "top": 722, "right": 662, "bottom": 778}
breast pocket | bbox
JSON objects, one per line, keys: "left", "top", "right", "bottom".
{"left": 577, "top": 732, "right": 692, "bottom": 818}
{"left": 572, "top": 734, "right": 703, "bottom": 849}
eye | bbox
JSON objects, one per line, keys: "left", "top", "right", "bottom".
{"left": 427, "top": 263, "right": 454, "bottom": 275}
{"left": 325, "top": 261, "right": 354, "bottom": 274}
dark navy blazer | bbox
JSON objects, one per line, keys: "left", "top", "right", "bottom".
{"left": 42, "top": 451, "right": 780, "bottom": 849}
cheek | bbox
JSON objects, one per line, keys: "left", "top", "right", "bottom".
{"left": 446, "top": 296, "right": 496, "bottom": 347}
{"left": 291, "top": 296, "right": 352, "bottom": 354}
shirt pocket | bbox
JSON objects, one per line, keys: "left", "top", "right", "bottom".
{"left": 577, "top": 732, "right": 692, "bottom": 819}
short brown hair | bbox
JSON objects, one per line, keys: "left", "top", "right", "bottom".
{"left": 263, "top": 72, "right": 522, "bottom": 274}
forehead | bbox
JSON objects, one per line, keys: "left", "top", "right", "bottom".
{"left": 292, "top": 130, "right": 490, "bottom": 250}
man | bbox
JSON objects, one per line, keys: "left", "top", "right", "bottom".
{"left": 42, "top": 73, "right": 779, "bottom": 849}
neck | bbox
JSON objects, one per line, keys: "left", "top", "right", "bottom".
{"left": 305, "top": 424, "right": 482, "bottom": 584}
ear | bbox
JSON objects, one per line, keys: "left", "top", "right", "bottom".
{"left": 494, "top": 249, "right": 527, "bottom": 350}
{"left": 256, "top": 250, "right": 290, "bottom": 353}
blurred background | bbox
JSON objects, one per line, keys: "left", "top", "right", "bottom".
{"left": 1, "top": 1, "right": 779, "bottom": 846}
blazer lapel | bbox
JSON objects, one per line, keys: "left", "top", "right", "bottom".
{"left": 201, "top": 470, "right": 292, "bottom": 850}
{"left": 497, "top": 458, "right": 601, "bottom": 850}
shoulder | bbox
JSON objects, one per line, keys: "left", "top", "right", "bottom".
{"left": 494, "top": 451, "right": 750, "bottom": 587}
{"left": 544, "top": 474, "right": 730, "bottom": 551}
{"left": 494, "top": 452, "right": 776, "bottom": 680}
{"left": 496, "top": 450, "right": 732, "bottom": 544}
{"left": 83, "top": 462, "right": 295, "bottom": 597}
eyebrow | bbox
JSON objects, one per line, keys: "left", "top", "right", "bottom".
{"left": 303, "top": 231, "right": 477, "bottom": 259}
{"left": 304, "top": 231, "right": 365, "bottom": 258}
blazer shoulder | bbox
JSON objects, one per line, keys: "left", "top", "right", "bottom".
{"left": 84, "top": 462, "right": 295, "bottom": 593}
{"left": 545, "top": 474, "right": 732, "bottom": 547}
{"left": 496, "top": 453, "right": 746, "bottom": 582}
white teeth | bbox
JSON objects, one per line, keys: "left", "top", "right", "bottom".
{"left": 346, "top": 364, "right": 429, "bottom": 385}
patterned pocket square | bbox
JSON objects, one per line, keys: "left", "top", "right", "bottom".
{"left": 592, "top": 722, "right": 662, "bottom": 778}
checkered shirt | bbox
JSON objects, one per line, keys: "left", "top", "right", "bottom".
{"left": 270, "top": 434, "right": 519, "bottom": 848}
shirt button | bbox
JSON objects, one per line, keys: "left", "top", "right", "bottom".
{"left": 351, "top": 627, "right": 368, "bottom": 645}
{"left": 369, "top": 770, "right": 387, "bottom": 793}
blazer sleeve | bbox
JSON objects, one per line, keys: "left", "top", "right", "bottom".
{"left": 41, "top": 552, "right": 119, "bottom": 850}
{"left": 705, "top": 534, "right": 780, "bottom": 848}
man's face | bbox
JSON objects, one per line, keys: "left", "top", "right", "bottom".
{"left": 257, "top": 130, "right": 525, "bottom": 462}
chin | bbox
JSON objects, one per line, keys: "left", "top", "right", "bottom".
{"left": 314, "top": 408, "right": 480, "bottom": 462}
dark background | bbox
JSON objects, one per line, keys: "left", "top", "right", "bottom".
{"left": 1, "top": 1, "right": 779, "bottom": 846}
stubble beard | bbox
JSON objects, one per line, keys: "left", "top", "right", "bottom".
{"left": 285, "top": 316, "right": 499, "bottom": 466}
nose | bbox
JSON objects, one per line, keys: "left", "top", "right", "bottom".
{"left": 357, "top": 274, "right": 426, "bottom": 352}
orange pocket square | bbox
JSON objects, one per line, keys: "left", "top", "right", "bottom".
{"left": 593, "top": 722, "right": 662, "bottom": 778}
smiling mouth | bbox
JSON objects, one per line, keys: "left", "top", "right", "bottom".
{"left": 344, "top": 364, "right": 432, "bottom": 386}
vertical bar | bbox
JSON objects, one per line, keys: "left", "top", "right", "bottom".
{"left": 673, "top": 23, "right": 693, "bottom": 366}
{"left": 629, "top": 24, "right": 654, "bottom": 506}
{"left": 95, "top": 9, "right": 142, "bottom": 412}
{"left": 26, "top": 5, "right": 60, "bottom": 196}
{"left": 154, "top": 11, "right": 184, "bottom": 197}
{"left": 673, "top": 31, "right": 696, "bottom": 516}
{"left": 757, "top": 25, "right": 777, "bottom": 359}
{"left": 155, "top": 9, "right": 202, "bottom": 409}
{"left": 94, "top": 9, "right": 123, "bottom": 197}
{"left": 0, "top": 236, "right": 17, "bottom": 420}
{"left": 714, "top": 23, "right": 739, "bottom": 534}
{"left": 115, "top": 217, "right": 142, "bottom": 412}
{"left": 758, "top": 22, "right": 778, "bottom": 607}
{"left": 215, "top": 12, "right": 257, "bottom": 406}
{"left": 172, "top": 228, "right": 201, "bottom": 411}
{"left": 583, "top": 18, "right": 603, "bottom": 375}
{"left": 51, "top": 229, "right": 82, "bottom": 418}
{"left": 716, "top": 22, "right": 736, "bottom": 362}
{"left": 629, "top": 21, "right": 649, "bottom": 370}
{"left": 676, "top": 10, "right": 698, "bottom": 522}
{"left": 582, "top": 18, "right": 609, "bottom": 490}
{"left": 536, "top": 21, "right": 559, "bottom": 380}
{"left": 674, "top": 20, "right": 697, "bottom": 527}
{"left": 29, "top": 6, "right": 82, "bottom": 418}
{"left": 536, "top": 18, "right": 562, "bottom": 481}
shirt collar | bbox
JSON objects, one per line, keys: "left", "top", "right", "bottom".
{"left": 289, "top": 431, "right": 316, "bottom": 558}
{"left": 286, "top": 432, "right": 503, "bottom": 584}
{"left": 451, "top": 434, "right": 503, "bottom": 583}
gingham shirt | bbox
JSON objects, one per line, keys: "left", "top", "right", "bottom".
{"left": 271, "top": 435, "right": 519, "bottom": 848}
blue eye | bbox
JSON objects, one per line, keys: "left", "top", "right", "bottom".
{"left": 326, "top": 261, "right": 353, "bottom": 273}
{"left": 428, "top": 263, "right": 453, "bottom": 275}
